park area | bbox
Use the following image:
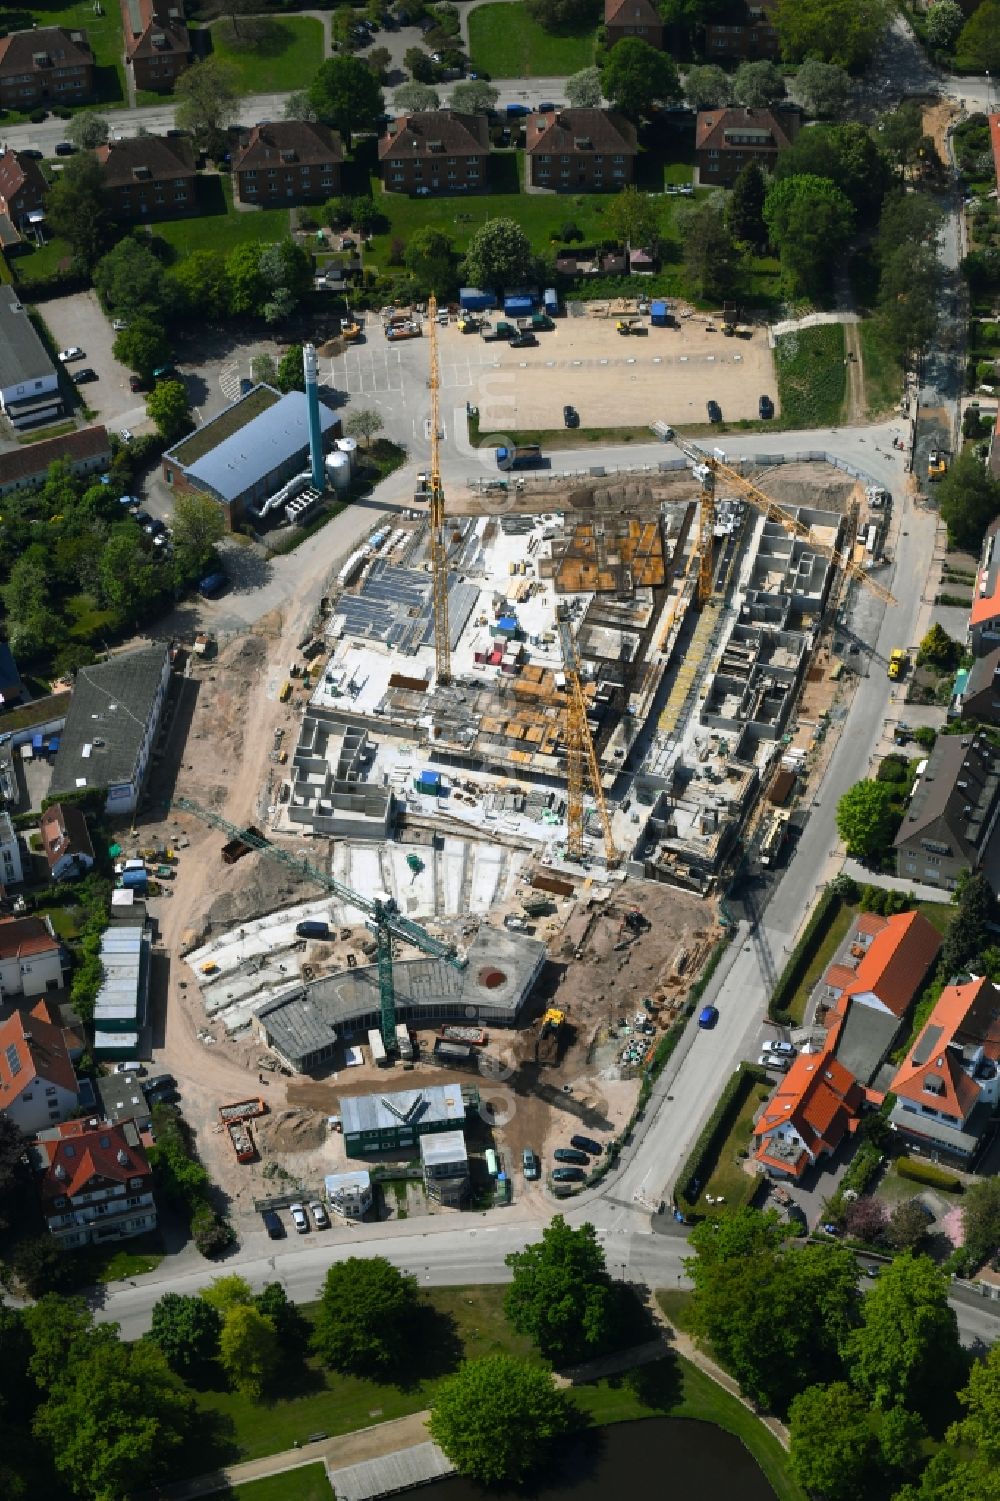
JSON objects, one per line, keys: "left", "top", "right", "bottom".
{"left": 203, "top": 16, "right": 326, "bottom": 92}
{"left": 467, "top": 3, "right": 597, "bottom": 77}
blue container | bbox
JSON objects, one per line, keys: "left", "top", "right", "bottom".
{"left": 416, "top": 770, "right": 442, "bottom": 793}
{"left": 503, "top": 293, "right": 534, "bottom": 315}
{"left": 497, "top": 615, "right": 518, "bottom": 634}
{"left": 651, "top": 300, "right": 669, "bottom": 326}
{"left": 122, "top": 870, "right": 148, "bottom": 890}
{"left": 543, "top": 288, "right": 559, "bottom": 316}
{"left": 31, "top": 733, "right": 43, "bottom": 752}
{"left": 459, "top": 287, "right": 494, "bottom": 312}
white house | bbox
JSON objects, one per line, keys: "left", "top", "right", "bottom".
{"left": 32, "top": 1117, "right": 157, "bottom": 1247}
{"left": 324, "top": 1169, "right": 372, "bottom": 1219}
{"left": 0, "top": 914, "right": 64, "bottom": 1000}
{"left": 0, "top": 809, "right": 23, "bottom": 888}
{"left": 0, "top": 286, "right": 62, "bottom": 429}
{"left": 0, "top": 999, "right": 81, "bottom": 1134}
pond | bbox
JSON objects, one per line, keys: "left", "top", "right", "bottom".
{"left": 417, "top": 1417, "right": 776, "bottom": 1501}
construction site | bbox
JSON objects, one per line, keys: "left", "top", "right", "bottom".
{"left": 135, "top": 312, "right": 899, "bottom": 1225}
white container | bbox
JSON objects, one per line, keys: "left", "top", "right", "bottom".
{"left": 326, "top": 451, "right": 351, "bottom": 493}
{"left": 337, "top": 436, "right": 359, "bottom": 472}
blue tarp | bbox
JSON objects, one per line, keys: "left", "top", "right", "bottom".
{"left": 416, "top": 771, "right": 442, "bottom": 792}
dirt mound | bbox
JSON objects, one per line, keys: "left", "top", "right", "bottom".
{"left": 204, "top": 850, "right": 317, "bottom": 929}
{"left": 257, "top": 1108, "right": 327, "bottom": 1154}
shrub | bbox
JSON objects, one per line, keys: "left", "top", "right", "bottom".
{"left": 896, "top": 1156, "right": 963, "bottom": 1192}
{"left": 677, "top": 1063, "right": 772, "bottom": 1206}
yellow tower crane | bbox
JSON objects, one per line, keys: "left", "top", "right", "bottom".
{"left": 427, "top": 293, "right": 451, "bottom": 685}
{"left": 679, "top": 439, "right": 896, "bottom": 608}
{"left": 556, "top": 609, "right": 620, "bottom": 867}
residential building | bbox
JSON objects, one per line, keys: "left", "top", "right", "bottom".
{"left": 0, "top": 1000, "right": 81, "bottom": 1134}
{"left": 0, "top": 645, "right": 24, "bottom": 708}
{"left": 0, "top": 147, "right": 48, "bottom": 234}
{"left": 0, "top": 424, "right": 111, "bottom": 499}
{"left": 378, "top": 111, "right": 489, "bottom": 194}
{"left": 92, "top": 921, "right": 152, "bottom": 1061}
{"left": 161, "top": 385, "right": 340, "bottom": 528}
{"left": 0, "top": 810, "right": 23, "bottom": 888}
{"left": 754, "top": 1047, "right": 865, "bottom": 1179}
{"left": 49, "top": 645, "right": 171, "bottom": 816}
{"left": 894, "top": 731, "right": 1000, "bottom": 893}
{"left": 990, "top": 405, "right": 1000, "bottom": 483}
{"left": 120, "top": 0, "right": 191, "bottom": 93}
{"left": 96, "top": 135, "right": 197, "bottom": 221}
{"left": 604, "top": 0, "right": 664, "bottom": 50}
{"left": 0, "top": 27, "right": 94, "bottom": 111}
{"left": 969, "top": 518, "right": 1000, "bottom": 655}
{"left": 704, "top": 0, "right": 779, "bottom": 60}
{"left": 32, "top": 1117, "right": 156, "bottom": 1247}
{"left": 0, "top": 286, "right": 63, "bottom": 430}
{"left": 341, "top": 1083, "right": 468, "bottom": 1157}
{"left": 524, "top": 108, "right": 638, "bottom": 191}
{"left": 889, "top": 975, "right": 1000, "bottom": 1164}
{"left": 324, "top": 1168, "right": 372, "bottom": 1219}
{"left": 0, "top": 915, "right": 64, "bottom": 1000}
{"left": 820, "top": 911, "right": 942, "bottom": 1022}
{"left": 96, "top": 1072, "right": 153, "bottom": 1131}
{"left": 40, "top": 802, "right": 96, "bottom": 883}
{"left": 951, "top": 646, "right": 1000, "bottom": 726}
{"left": 233, "top": 120, "right": 343, "bottom": 206}
{"left": 420, "top": 1129, "right": 469, "bottom": 1206}
{"left": 695, "top": 105, "right": 801, "bottom": 187}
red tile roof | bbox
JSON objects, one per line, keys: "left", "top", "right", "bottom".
{"left": 826, "top": 911, "right": 941, "bottom": 1019}
{"left": 754, "top": 1045, "right": 864, "bottom": 1178}
{"left": 0, "top": 914, "right": 59, "bottom": 961}
{"left": 39, "top": 801, "right": 95, "bottom": 873}
{"left": 990, "top": 114, "right": 1000, "bottom": 201}
{"left": 855, "top": 912, "right": 886, "bottom": 936}
{"left": 0, "top": 425, "right": 109, "bottom": 490}
{"left": 889, "top": 976, "right": 1000, "bottom": 1122}
{"left": 0, "top": 1005, "right": 78, "bottom": 1110}
{"left": 37, "top": 1117, "right": 152, "bottom": 1204}
{"left": 971, "top": 518, "right": 1000, "bottom": 624}
{"left": 695, "top": 105, "right": 800, "bottom": 154}
{"left": 605, "top": 0, "right": 661, "bottom": 25}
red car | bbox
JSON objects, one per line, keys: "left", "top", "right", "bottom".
{"left": 129, "top": 375, "right": 147, "bottom": 393}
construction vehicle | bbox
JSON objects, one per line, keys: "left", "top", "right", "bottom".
{"left": 341, "top": 321, "right": 362, "bottom": 342}
{"left": 888, "top": 648, "right": 908, "bottom": 681}
{"left": 556, "top": 607, "right": 621, "bottom": 866}
{"left": 616, "top": 317, "right": 646, "bottom": 336}
{"left": 759, "top": 809, "right": 790, "bottom": 868}
{"left": 221, "top": 826, "right": 265, "bottom": 864}
{"left": 536, "top": 1007, "right": 566, "bottom": 1065}
{"left": 928, "top": 450, "right": 947, "bottom": 480}
{"left": 672, "top": 436, "right": 897, "bottom": 609}
{"left": 426, "top": 293, "right": 451, "bottom": 685}
{"left": 457, "top": 315, "right": 481, "bottom": 334}
{"left": 175, "top": 798, "right": 464, "bottom": 1052}
{"left": 386, "top": 322, "right": 421, "bottom": 341}
{"left": 496, "top": 443, "right": 544, "bottom": 470}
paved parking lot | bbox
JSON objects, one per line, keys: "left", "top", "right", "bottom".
{"left": 37, "top": 291, "right": 148, "bottom": 436}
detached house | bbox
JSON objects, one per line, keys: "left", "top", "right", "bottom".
{"left": 40, "top": 802, "right": 96, "bottom": 883}
{"left": 705, "top": 0, "right": 779, "bottom": 60}
{"left": 0, "top": 27, "right": 94, "bottom": 111}
{"left": 95, "top": 135, "right": 197, "bottom": 221}
{"left": 951, "top": 645, "right": 1000, "bottom": 726}
{"left": 0, "top": 915, "right": 64, "bottom": 1001}
{"left": 233, "top": 120, "right": 343, "bottom": 206}
{"left": 969, "top": 518, "right": 1000, "bottom": 656}
{"left": 525, "top": 108, "right": 637, "bottom": 191}
{"left": 889, "top": 976, "right": 1000, "bottom": 1164}
{"left": 754, "top": 1046, "right": 864, "bottom": 1180}
{"left": 894, "top": 732, "right": 1000, "bottom": 893}
{"left": 0, "top": 1000, "right": 82, "bottom": 1134}
{"left": 378, "top": 111, "right": 489, "bottom": 194}
{"left": 695, "top": 105, "right": 800, "bottom": 187}
{"left": 120, "top": 0, "right": 191, "bottom": 93}
{"left": 32, "top": 1117, "right": 156, "bottom": 1247}
{"left": 604, "top": 0, "right": 664, "bottom": 50}
{"left": 0, "top": 148, "right": 48, "bottom": 236}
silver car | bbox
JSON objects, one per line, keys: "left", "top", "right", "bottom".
{"left": 308, "top": 1200, "right": 330, "bottom": 1229}
{"left": 289, "top": 1202, "right": 309, "bottom": 1233}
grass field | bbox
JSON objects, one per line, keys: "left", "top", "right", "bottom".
{"left": 223, "top": 1467, "right": 333, "bottom": 1501}
{"left": 773, "top": 324, "right": 847, "bottom": 428}
{"left": 468, "top": 3, "right": 596, "bottom": 76}
{"left": 859, "top": 319, "right": 903, "bottom": 418}
{"left": 153, "top": 176, "right": 290, "bottom": 261}
{"left": 206, "top": 16, "right": 325, "bottom": 92}
{"left": 4, "top": 1, "right": 126, "bottom": 114}
{"left": 694, "top": 1080, "right": 773, "bottom": 1212}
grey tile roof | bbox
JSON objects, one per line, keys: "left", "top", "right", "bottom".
{"left": 895, "top": 731, "right": 1000, "bottom": 862}
{"left": 0, "top": 286, "right": 57, "bottom": 390}
{"left": 50, "top": 646, "right": 167, "bottom": 797}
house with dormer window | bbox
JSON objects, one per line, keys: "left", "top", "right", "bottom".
{"left": 32, "top": 1117, "right": 156, "bottom": 1247}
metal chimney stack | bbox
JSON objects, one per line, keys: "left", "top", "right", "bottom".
{"left": 303, "top": 343, "right": 325, "bottom": 490}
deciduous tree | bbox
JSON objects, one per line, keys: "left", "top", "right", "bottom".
{"left": 95, "top": 238, "right": 172, "bottom": 321}
{"left": 726, "top": 161, "right": 767, "bottom": 246}
{"left": 312, "top": 1257, "right": 416, "bottom": 1373}
{"left": 794, "top": 59, "right": 851, "bottom": 118}
{"left": 835, "top": 779, "right": 898, "bottom": 861}
{"left": 171, "top": 492, "right": 225, "bottom": 569}
{"left": 283, "top": 89, "right": 319, "bottom": 122}
{"left": 464, "top": 217, "right": 534, "bottom": 292}
{"left": 600, "top": 37, "right": 681, "bottom": 118}
{"left": 309, "top": 56, "right": 384, "bottom": 146}
{"left": 393, "top": 81, "right": 440, "bottom": 111}
{"left": 23, "top": 1296, "right": 93, "bottom": 1392}
{"left": 916, "top": 623, "right": 961, "bottom": 670}
{"left": 345, "top": 408, "right": 385, "bottom": 447}
{"left": 45, "top": 153, "right": 111, "bottom": 271}
{"left": 148, "top": 1293, "right": 222, "bottom": 1374}
{"left": 886, "top": 1199, "right": 932, "bottom": 1253}
{"left": 847, "top": 1253, "right": 964, "bottom": 1418}
{"left": 175, "top": 57, "right": 244, "bottom": 157}
{"left": 957, "top": 1171, "right": 1000, "bottom": 1272}
{"left": 844, "top": 1195, "right": 887, "bottom": 1244}
{"left": 683, "top": 64, "right": 732, "bottom": 109}
{"left": 218, "top": 1305, "right": 280, "bottom": 1397}
{"left": 604, "top": 187, "right": 660, "bottom": 249}
{"left": 276, "top": 343, "right": 306, "bottom": 393}
{"left": 168, "top": 249, "right": 231, "bottom": 322}
{"left": 788, "top": 1383, "right": 881, "bottom": 1501}
{"left": 200, "top": 1274, "right": 255, "bottom": 1316}
{"left": 676, "top": 193, "right": 743, "bottom": 299}
{"left": 774, "top": 123, "right": 891, "bottom": 221}
{"left": 564, "top": 65, "right": 602, "bottom": 108}
{"left": 733, "top": 60, "right": 785, "bottom": 107}
{"left": 774, "top": 0, "right": 892, "bottom": 68}
{"left": 66, "top": 111, "right": 109, "bottom": 149}
{"left": 429, "top": 1356, "right": 577, "bottom": 1484}
{"left": 504, "top": 1216, "right": 614, "bottom": 1365}
{"left": 924, "top": 0, "right": 964, "bottom": 52}
{"left": 368, "top": 46, "right": 392, "bottom": 82}
{"left": 146, "top": 380, "right": 192, "bottom": 444}
{"left": 450, "top": 80, "right": 499, "bottom": 114}
{"left": 404, "top": 226, "right": 454, "bottom": 293}
{"left": 112, "top": 318, "right": 170, "bottom": 382}
{"left": 764, "top": 173, "right": 855, "bottom": 294}
{"left": 938, "top": 449, "right": 1000, "bottom": 552}
{"left": 955, "top": 0, "right": 1000, "bottom": 72}
{"left": 98, "top": 528, "right": 159, "bottom": 624}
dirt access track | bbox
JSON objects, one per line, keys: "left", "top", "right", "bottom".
{"left": 439, "top": 310, "right": 777, "bottom": 433}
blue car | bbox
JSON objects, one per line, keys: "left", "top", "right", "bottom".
{"left": 698, "top": 1005, "right": 719, "bottom": 1029}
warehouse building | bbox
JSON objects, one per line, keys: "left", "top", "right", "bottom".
{"left": 0, "top": 286, "right": 63, "bottom": 429}
{"left": 161, "top": 384, "right": 340, "bottom": 528}
{"left": 341, "top": 1083, "right": 468, "bottom": 1157}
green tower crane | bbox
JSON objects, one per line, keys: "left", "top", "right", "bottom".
{"left": 174, "top": 799, "right": 464, "bottom": 1050}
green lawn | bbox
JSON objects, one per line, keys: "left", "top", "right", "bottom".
{"left": 773, "top": 324, "right": 847, "bottom": 428}
{"left": 694, "top": 1081, "right": 773, "bottom": 1213}
{"left": 206, "top": 16, "right": 325, "bottom": 92}
{"left": 9, "top": 236, "right": 73, "bottom": 286}
{"left": 37, "top": 905, "right": 83, "bottom": 942}
{"left": 468, "top": 3, "right": 596, "bottom": 76}
{"left": 3, "top": 0, "right": 126, "bottom": 115}
{"left": 859, "top": 319, "right": 903, "bottom": 419}
{"left": 656, "top": 1288, "right": 696, "bottom": 1332}
{"left": 222, "top": 1466, "right": 333, "bottom": 1501}
{"left": 153, "top": 176, "right": 290, "bottom": 262}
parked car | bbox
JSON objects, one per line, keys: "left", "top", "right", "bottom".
{"left": 309, "top": 1200, "right": 330, "bottom": 1229}
{"left": 144, "top": 1072, "right": 176, "bottom": 1096}
{"left": 509, "top": 332, "right": 537, "bottom": 348}
{"left": 133, "top": 510, "right": 153, "bottom": 529}
{"left": 570, "top": 1134, "right": 602, "bottom": 1155}
{"left": 119, "top": 429, "right": 133, "bottom": 444}
{"left": 289, "top": 1202, "right": 309, "bottom": 1233}
{"left": 698, "top": 1005, "right": 719, "bottom": 1029}
{"left": 144, "top": 517, "right": 166, "bottom": 538}
{"left": 54, "top": 141, "right": 76, "bottom": 156}
{"left": 72, "top": 367, "right": 97, "bottom": 384}
{"left": 128, "top": 374, "right": 146, "bottom": 393}
{"left": 522, "top": 1147, "right": 540, "bottom": 1180}
{"left": 58, "top": 346, "right": 84, "bottom": 363}
{"left": 758, "top": 394, "right": 774, "bottom": 420}
{"left": 551, "top": 1166, "right": 586, "bottom": 1183}
{"left": 113, "top": 318, "right": 128, "bottom": 332}
{"left": 758, "top": 1051, "right": 790, "bottom": 1071}
{"left": 706, "top": 399, "right": 722, "bottom": 423}
{"left": 563, "top": 404, "right": 579, "bottom": 428}
{"left": 765, "top": 1039, "right": 795, "bottom": 1057}
{"left": 114, "top": 1061, "right": 145, "bottom": 1075}
{"left": 261, "top": 1208, "right": 284, "bottom": 1239}
{"left": 554, "top": 1147, "right": 589, "bottom": 1165}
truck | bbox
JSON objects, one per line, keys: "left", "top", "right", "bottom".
{"left": 759, "top": 809, "right": 790, "bottom": 868}
{"left": 221, "top": 825, "right": 265, "bottom": 864}
{"left": 386, "top": 322, "right": 421, "bottom": 341}
{"left": 496, "top": 443, "right": 544, "bottom": 470}
{"left": 887, "top": 648, "right": 908, "bottom": 681}
{"left": 395, "top": 1022, "right": 414, "bottom": 1061}
{"left": 296, "top": 919, "right": 331, "bottom": 940}
{"left": 521, "top": 894, "right": 551, "bottom": 917}
{"left": 437, "top": 1025, "right": 489, "bottom": 1046}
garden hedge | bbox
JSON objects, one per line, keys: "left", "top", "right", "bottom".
{"left": 896, "top": 1156, "right": 963, "bottom": 1192}
{"left": 768, "top": 887, "right": 842, "bottom": 1022}
{"left": 677, "top": 1062, "right": 772, "bottom": 1206}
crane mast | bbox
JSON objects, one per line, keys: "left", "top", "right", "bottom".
{"left": 556, "top": 613, "right": 620, "bottom": 867}
{"left": 427, "top": 293, "right": 451, "bottom": 684}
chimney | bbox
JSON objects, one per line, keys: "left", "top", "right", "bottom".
{"left": 303, "top": 344, "right": 325, "bottom": 490}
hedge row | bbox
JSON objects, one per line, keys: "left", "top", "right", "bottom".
{"left": 689, "top": 932, "right": 732, "bottom": 1006}
{"left": 768, "top": 887, "right": 843, "bottom": 1022}
{"left": 825, "top": 1140, "right": 884, "bottom": 1219}
{"left": 896, "top": 1155, "right": 964, "bottom": 1193}
{"left": 677, "top": 1062, "right": 772, "bottom": 1207}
